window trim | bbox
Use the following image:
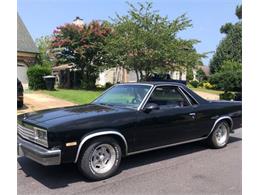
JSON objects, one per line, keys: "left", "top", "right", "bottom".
{"left": 140, "top": 84, "right": 193, "bottom": 110}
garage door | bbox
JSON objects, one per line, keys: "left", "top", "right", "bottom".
{"left": 17, "top": 62, "right": 28, "bottom": 84}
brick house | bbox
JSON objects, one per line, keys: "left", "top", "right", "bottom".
{"left": 17, "top": 14, "right": 39, "bottom": 88}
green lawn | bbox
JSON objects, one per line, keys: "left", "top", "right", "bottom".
{"left": 41, "top": 89, "right": 103, "bottom": 104}
{"left": 188, "top": 86, "right": 223, "bottom": 95}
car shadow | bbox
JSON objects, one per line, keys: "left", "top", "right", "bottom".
{"left": 17, "top": 136, "right": 242, "bottom": 189}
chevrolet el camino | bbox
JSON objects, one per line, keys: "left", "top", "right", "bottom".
{"left": 17, "top": 82, "right": 242, "bottom": 180}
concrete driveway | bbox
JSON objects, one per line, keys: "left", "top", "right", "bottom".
{"left": 17, "top": 93, "right": 76, "bottom": 115}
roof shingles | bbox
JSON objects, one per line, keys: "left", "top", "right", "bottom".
{"left": 17, "top": 14, "right": 39, "bottom": 53}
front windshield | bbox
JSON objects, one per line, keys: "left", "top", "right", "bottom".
{"left": 93, "top": 84, "right": 152, "bottom": 109}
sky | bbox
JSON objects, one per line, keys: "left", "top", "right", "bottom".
{"left": 18, "top": 0, "right": 242, "bottom": 65}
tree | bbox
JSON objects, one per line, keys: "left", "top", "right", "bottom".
{"left": 196, "top": 68, "right": 207, "bottom": 82}
{"left": 103, "top": 2, "right": 203, "bottom": 81}
{"left": 209, "top": 60, "right": 242, "bottom": 92}
{"left": 35, "top": 36, "right": 53, "bottom": 67}
{"left": 210, "top": 5, "right": 242, "bottom": 73}
{"left": 51, "top": 21, "right": 112, "bottom": 89}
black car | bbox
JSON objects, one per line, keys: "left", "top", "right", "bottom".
{"left": 17, "top": 82, "right": 242, "bottom": 180}
{"left": 17, "top": 79, "right": 24, "bottom": 108}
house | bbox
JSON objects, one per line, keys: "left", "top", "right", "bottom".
{"left": 17, "top": 13, "right": 39, "bottom": 88}
{"left": 193, "top": 65, "right": 210, "bottom": 81}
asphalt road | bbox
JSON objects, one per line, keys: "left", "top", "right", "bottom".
{"left": 17, "top": 128, "right": 242, "bottom": 195}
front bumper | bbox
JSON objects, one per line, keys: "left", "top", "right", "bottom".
{"left": 17, "top": 136, "right": 61, "bottom": 166}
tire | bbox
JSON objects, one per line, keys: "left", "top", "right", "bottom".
{"left": 207, "top": 121, "right": 230, "bottom": 149}
{"left": 77, "top": 136, "right": 122, "bottom": 181}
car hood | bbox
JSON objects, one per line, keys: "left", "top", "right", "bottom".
{"left": 18, "top": 104, "right": 129, "bottom": 127}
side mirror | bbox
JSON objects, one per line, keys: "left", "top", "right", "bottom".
{"left": 143, "top": 103, "right": 159, "bottom": 113}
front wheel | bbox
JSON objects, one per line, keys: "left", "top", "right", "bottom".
{"left": 77, "top": 136, "right": 122, "bottom": 181}
{"left": 207, "top": 121, "right": 230, "bottom": 149}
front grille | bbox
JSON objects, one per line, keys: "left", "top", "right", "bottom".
{"left": 17, "top": 124, "right": 35, "bottom": 142}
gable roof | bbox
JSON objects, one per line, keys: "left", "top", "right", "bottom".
{"left": 17, "top": 13, "right": 39, "bottom": 53}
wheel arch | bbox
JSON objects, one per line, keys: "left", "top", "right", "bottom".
{"left": 207, "top": 116, "right": 233, "bottom": 137}
{"left": 74, "top": 130, "right": 128, "bottom": 163}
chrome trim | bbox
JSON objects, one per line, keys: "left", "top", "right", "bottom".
{"left": 17, "top": 136, "right": 61, "bottom": 166}
{"left": 139, "top": 83, "right": 194, "bottom": 110}
{"left": 137, "top": 85, "right": 156, "bottom": 110}
{"left": 127, "top": 137, "right": 207, "bottom": 156}
{"left": 74, "top": 131, "right": 128, "bottom": 163}
{"left": 177, "top": 86, "right": 192, "bottom": 106}
{"left": 206, "top": 116, "right": 233, "bottom": 138}
{"left": 17, "top": 124, "right": 48, "bottom": 148}
{"left": 179, "top": 86, "right": 200, "bottom": 105}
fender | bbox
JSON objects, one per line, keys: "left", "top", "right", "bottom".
{"left": 74, "top": 130, "right": 128, "bottom": 163}
{"left": 207, "top": 116, "right": 233, "bottom": 137}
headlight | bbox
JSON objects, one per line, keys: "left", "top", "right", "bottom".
{"left": 33, "top": 127, "right": 48, "bottom": 147}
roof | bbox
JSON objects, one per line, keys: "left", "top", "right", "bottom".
{"left": 17, "top": 13, "right": 39, "bottom": 53}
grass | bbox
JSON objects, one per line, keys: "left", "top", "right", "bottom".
{"left": 188, "top": 86, "right": 224, "bottom": 95}
{"left": 41, "top": 89, "right": 103, "bottom": 104}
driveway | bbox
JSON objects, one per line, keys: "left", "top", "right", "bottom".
{"left": 17, "top": 128, "right": 241, "bottom": 195}
{"left": 17, "top": 93, "right": 76, "bottom": 114}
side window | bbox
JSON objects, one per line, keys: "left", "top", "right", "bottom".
{"left": 179, "top": 87, "right": 198, "bottom": 105}
{"left": 147, "top": 86, "right": 190, "bottom": 107}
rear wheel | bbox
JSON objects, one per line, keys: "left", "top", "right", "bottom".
{"left": 207, "top": 121, "right": 230, "bottom": 149}
{"left": 77, "top": 136, "right": 122, "bottom": 181}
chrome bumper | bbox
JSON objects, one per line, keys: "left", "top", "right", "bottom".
{"left": 17, "top": 136, "right": 61, "bottom": 166}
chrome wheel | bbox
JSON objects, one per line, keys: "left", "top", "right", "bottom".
{"left": 90, "top": 144, "right": 116, "bottom": 174}
{"left": 214, "top": 123, "right": 228, "bottom": 146}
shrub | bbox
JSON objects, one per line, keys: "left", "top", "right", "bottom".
{"left": 189, "top": 80, "right": 199, "bottom": 88}
{"left": 209, "top": 60, "right": 242, "bottom": 92}
{"left": 202, "top": 81, "right": 214, "bottom": 89}
{"left": 27, "top": 65, "right": 51, "bottom": 90}
{"left": 234, "top": 92, "right": 242, "bottom": 101}
{"left": 219, "top": 92, "right": 236, "bottom": 100}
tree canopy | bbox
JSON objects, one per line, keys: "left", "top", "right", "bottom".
{"left": 50, "top": 21, "right": 112, "bottom": 88}
{"left": 35, "top": 35, "right": 53, "bottom": 67}
{"left": 103, "top": 2, "right": 203, "bottom": 81}
{"left": 210, "top": 4, "right": 242, "bottom": 73}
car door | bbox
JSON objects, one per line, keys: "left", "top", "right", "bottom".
{"left": 132, "top": 85, "right": 203, "bottom": 152}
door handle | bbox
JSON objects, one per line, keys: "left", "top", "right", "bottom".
{"left": 189, "top": 113, "right": 196, "bottom": 119}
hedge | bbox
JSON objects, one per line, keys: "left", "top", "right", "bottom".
{"left": 27, "top": 65, "right": 51, "bottom": 90}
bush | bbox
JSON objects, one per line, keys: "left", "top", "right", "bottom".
{"left": 219, "top": 92, "right": 236, "bottom": 100}
{"left": 234, "top": 92, "right": 242, "bottom": 101}
{"left": 202, "top": 81, "right": 214, "bottom": 89}
{"left": 209, "top": 61, "right": 242, "bottom": 92}
{"left": 189, "top": 80, "right": 199, "bottom": 88}
{"left": 27, "top": 65, "right": 51, "bottom": 90}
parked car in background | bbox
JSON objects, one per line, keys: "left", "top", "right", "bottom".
{"left": 17, "top": 82, "right": 241, "bottom": 180}
{"left": 17, "top": 78, "right": 24, "bottom": 108}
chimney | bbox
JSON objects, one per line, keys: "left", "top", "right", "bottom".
{"left": 72, "top": 16, "right": 84, "bottom": 27}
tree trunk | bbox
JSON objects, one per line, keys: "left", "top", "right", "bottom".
{"left": 135, "top": 69, "right": 140, "bottom": 81}
{"left": 139, "top": 71, "right": 143, "bottom": 81}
